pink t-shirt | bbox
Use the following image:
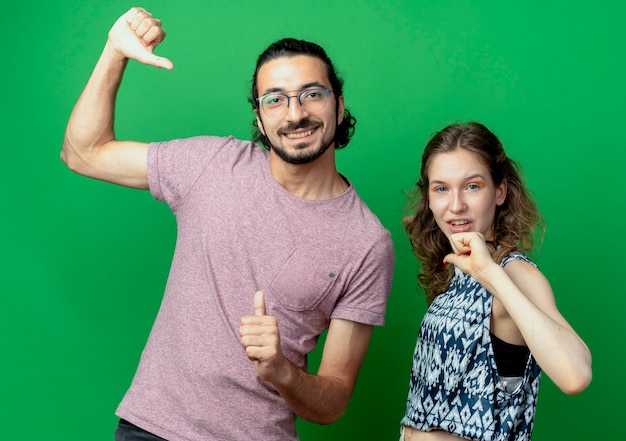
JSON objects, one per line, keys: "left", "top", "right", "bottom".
{"left": 116, "top": 136, "right": 394, "bottom": 440}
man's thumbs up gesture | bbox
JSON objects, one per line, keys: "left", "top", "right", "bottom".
{"left": 240, "top": 291, "right": 287, "bottom": 382}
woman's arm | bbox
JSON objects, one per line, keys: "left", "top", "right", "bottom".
{"left": 445, "top": 232, "right": 592, "bottom": 395}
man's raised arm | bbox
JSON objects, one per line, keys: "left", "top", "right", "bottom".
{"left": 61, "top": 7, "right": 173, "bottom": 189}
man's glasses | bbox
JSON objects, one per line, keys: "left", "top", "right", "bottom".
{"left": 257, "top": 88, "right": 333, "bottom": 118}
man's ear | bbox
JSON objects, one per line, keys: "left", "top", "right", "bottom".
{"left": 255, "top": 109, "right": 266, "bottom": 136}
{"left": 337, "top": 95, "right": 345, "bottom": 126}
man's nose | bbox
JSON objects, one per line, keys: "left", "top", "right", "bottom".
{"left": 285, "top": 95, "right": 309, "bottom": 121}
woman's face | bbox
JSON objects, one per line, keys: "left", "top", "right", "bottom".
{"left": 427, "top": 148, "right": 507, "bottom": 241}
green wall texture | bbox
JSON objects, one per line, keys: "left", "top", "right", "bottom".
{"left": 2, "top": 1, "right": 624, "bottom": 439}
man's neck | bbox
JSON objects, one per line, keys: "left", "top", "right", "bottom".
{"left": 269, "top": 150, "right": 348, "bottom": 200}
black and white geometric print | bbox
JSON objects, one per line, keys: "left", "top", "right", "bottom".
{"left": 401, "top": 254, "right": 541, "bottom": 441}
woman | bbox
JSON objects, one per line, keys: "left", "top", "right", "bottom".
{"left": 400, "top": 122, "right": 591, "bottom": 440}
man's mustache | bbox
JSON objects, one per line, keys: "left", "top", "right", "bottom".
{"left": 277, "top": 119, "right": 317, "bottom": 135}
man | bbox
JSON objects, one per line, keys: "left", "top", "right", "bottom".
{"left": 62, "top": 7, "right": 394, "bottom": 441}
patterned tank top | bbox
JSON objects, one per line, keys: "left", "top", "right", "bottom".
{"left": 400, "top": 253, "right": 541, "bottom": 441}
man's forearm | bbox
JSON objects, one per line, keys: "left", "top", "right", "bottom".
{"left": 271, "top": 361, "right": 352, "bottom": 425}
{"left": 268, "top": 320, "right": 372, "bottom": 425}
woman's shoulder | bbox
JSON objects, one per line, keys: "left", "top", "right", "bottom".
{"left": 501, "top": 252, "right": 550, "bottom": 292}
{"left": 501, "top": 252, "right": 537, "bottom": 269}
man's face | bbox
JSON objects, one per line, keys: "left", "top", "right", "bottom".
{"left": 255, "top": 55, "right": 344, "bottom": 165}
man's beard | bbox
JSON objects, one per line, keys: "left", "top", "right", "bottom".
{"left": 271, "top": 119, "right": 335, "bottom": 165}
{"left": 271, "top": 138, "right": 333, "bottom": 165}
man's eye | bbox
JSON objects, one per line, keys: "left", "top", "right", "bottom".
{"left": 263, "top": 95, "right": 285, "bottom": 106}
{"left": 303, "top": 89, "right": 324, "bottom": 100}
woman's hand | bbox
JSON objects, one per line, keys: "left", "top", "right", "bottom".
{"left": 443, "top": 232, "right": 496, "bottom": 281}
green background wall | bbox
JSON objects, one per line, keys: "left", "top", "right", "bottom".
{"left": 2, "top": 1, "right": 624, "bottom": 439}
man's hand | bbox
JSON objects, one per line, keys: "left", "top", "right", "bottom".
{"left": 240, "top": 291, "right": 289, "bottom": 382}
{"left": 107, "top": 7, "right": 173, "bottom": 69}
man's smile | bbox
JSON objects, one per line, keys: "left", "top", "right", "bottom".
{"left": 284, "top": 127, "right": 317, "bottom": 139}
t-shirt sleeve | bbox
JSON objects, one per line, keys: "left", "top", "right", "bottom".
{"left": 331, "top": 231, "right": 395, "bottom": 326}
{"left": 148, "top": 136, "right": 233, "bottom": 211}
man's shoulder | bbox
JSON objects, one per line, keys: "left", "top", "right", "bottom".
{"left": 344, "top": 191, "right": 391, "bottom": 238}
{"left": 149, "top": 135, "right": 268, "bottom": 167}
{"left": 150, "top": 135, "right": 256, "bottom": 150}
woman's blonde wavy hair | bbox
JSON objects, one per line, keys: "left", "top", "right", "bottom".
{"left": 404, "top": 122, "right": 544, "bottom": 304}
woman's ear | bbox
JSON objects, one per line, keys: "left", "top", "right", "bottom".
{"left": 496, "top": 180, "right": 507, "bottom": 206}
